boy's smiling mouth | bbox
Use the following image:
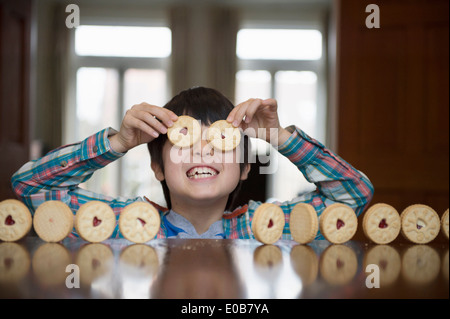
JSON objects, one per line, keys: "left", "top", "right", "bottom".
{"left": 186, "top": 166, "right": 219, "bottom": 180}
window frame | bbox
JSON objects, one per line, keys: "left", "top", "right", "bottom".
{"left": 65, "top": 19, "right": 172, "bottom": 197}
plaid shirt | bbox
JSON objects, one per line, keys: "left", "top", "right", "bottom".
{"left": 11, "top": 126, "right": 374, "bottom": 240}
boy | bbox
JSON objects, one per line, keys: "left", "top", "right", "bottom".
{"left": 11, "top": 87, "right": 374, "bottom": 239}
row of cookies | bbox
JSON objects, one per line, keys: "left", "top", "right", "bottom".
{"left": 252, "top": 202, "right": 449, "bottom": 245}
{"left": 0, "top": 199, "right": 160, "bottom": 243}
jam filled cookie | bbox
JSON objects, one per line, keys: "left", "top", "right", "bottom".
{"left": 289, "top": 203, "right": 318, "bottom": 244}
{"left": 167, "top": 115, "right": 201, "bottom": 148}
{"left": 119, "top": 202, "right": 160, "bottom": 243}
{"left": 33, "top": 201, "right": 74, "bottom": 242}
{"left": 252, "top": 203, "right": 285, "bottom": 245}
{"left": 0, "top": 199, "right": 32, "bottom": 242}
{"left": 207, "top": 120, "right": 241, "bottom": 151}
{"left": 363, "top": 203, "right": 401, "bottom": 244}
{"left": 75, "top": 201, "right": 116, "bottom": 243}
{"left": 441, "top": 209, "right": 449, "bottom": 239}
{"left": 400, "top": 204, "right": 440, "bottom": 244}
{"left": 319, "top": 203, "right": 358, "bottom": 244}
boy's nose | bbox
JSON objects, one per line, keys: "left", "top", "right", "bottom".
{"left": 192, "top": 138, "right": 214, "bottom": 157}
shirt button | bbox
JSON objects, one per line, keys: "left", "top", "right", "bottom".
{"left": 92, "top": 146, "right": 98, "bottom": 153}
{"left": 60, "top": 160, "right": 68, "bottom": 167}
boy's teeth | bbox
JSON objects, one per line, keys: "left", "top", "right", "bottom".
{"left": 187, "top": 166, "right": 218, "bottom": 179}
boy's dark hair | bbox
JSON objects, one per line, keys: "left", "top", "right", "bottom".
{"left": 147, "top": 87, "right": 250, "bottom": 211}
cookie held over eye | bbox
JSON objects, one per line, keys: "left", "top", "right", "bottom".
{"left": 362, "top": 203, "right": 401, "bottom": 244}
{"left": 167, "top": 115, "right": 201, "bottom": 148}
{"left": 289, "top": 203, "right": 318, "bottom": 244}
{"left": 119, "top": 202, "right": 160, "bottom": 243}
{"left": 33, "top": 201, "right": 74, "bottom": 242}
{"left": 400, "top": 204, "right": 440, "bottom": 244}
{"left": 0, "top": 199, "right": 33, "bottom": 242}
{"left": 319, "top": 203, "right": 358, "bottom": 244}
{"left": 207, "top": 120, "right": 241, "bottom": 151}
{"left": 252, "top": 203, "right": 285, "bottom": 245}
{"left": 75, "top": 201, "right": 116, "bottom": 243}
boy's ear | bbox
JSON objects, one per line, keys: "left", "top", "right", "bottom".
{"left": 151, "top": 161, "right": 165, "bottom": 181}
{"left": 240, "top": 164, "right": 251, "bottom": 181}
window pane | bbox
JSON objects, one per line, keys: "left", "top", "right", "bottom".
{"left": 235, "top": 70, "right": 272, "bottom": 156}
{"left": 268, "top": 71, "right": 318, "bottom": 202}
{"left": 122, "top": 69, "right": 168, "bottom": 205}
{"left": 75, "top": 26, "right": 171, "bottom": 58}
{"left": 235, "top": 70, "right": 271, "bottom": 103}
{"left": 76, "top": 67, "right": 120, "bottom": 196}
{"left": 237, "top": 29, "right": 322, "bottom": 60}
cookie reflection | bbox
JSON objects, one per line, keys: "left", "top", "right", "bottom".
{"left": 119, "top": 244, "right": 159, "bottom": 298}
{"left": 402, "top": 245, "right": 440, "bottom": 285}
{"left": 253, "top": 245, "right": 283, "bottom": 278}
{"left": 75, "top": 243, "right": 114, "bottom": 286}
{"left": 363, "top": 245, "right": 401, "bottom": 286}
{"left": 0, "top": 242, "right": 30, "bottom": 283}
{"left": 290, "top": 245, "right": 318, "bottom": 286}
{"left": 32, "top": 243, "right": 71, "bottom": 286}
{"left": 320, "top": 245, "right": 357, "bottom": 285}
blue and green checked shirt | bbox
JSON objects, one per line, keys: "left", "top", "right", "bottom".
{"left": 11, "top": 126, "right": 374, "bottom": 240}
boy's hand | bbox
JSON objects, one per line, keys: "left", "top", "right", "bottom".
{"left": 110, "top": 103, "right": 178, "bottom": 153}
{"left": 226, "top": 98, "right": 291, "bottom": 146}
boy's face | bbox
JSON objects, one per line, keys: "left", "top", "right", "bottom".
{"left": 153, "top": 125, "right": 250, "bottom": 208}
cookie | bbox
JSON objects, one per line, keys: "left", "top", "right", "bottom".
{"left": 289, "top": 203, "right": 318, "bottom": 244}
{"left": 400, "top": 204, "right": 440, "bottom": 244}
{"left": 362, "top": 203, "right": 401, "bottom": 244}
{"left": 0, "top": 199, "right": 32, "bottom": 242}
{"left": 167, "top": 115, "right": 201, "bottom": 148}
{"left": 75, "top": 201, "right": 116, "bottom": 243}
{"left": 319, "top": 203, "right": 358, "bottom": 244}
{"left": 119, "top": 202, "right": 160, "bottom": 243}
{"left": 252, "top": 203, "right": 285, "bottom": 245}
{"left": 207, "top": 120, "right": 241, "bottom": 151}
{"left": 33, "top": 201, "right": 74, "bottom": 242}
{"left": 441, "top": 209, "right": 449, "bottom": 239}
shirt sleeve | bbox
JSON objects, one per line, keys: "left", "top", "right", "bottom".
{"left": 246, "top": 125, "right": 374, "bottom": 240}
{"left": 11, "top": 128, "right": 143, "bottom": 230}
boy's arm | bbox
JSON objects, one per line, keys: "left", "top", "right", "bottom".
{"left": 11, "top": 128, "right": 140, "bottom": 215}
{"left": 276, "top": 125, "right": 374, "bottom": 216}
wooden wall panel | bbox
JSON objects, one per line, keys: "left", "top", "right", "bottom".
{"left": 336, "top": 0, "right": 449, "bottom": 241}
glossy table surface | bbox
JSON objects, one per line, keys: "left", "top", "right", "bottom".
{"left": 0, "top": 237, "right": 448, "bottom": 299}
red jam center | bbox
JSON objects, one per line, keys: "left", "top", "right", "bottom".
{"left": 5, "top": 215, "right": 15, "bottom": 226}
{"left": 221, "top": 133, "right": 226, "bottom": 139}
{"left": 180, "top": 127, "right": 188, "bottom": 135}
{"left": 93, "top": 216, "right": 102, "bottom": 227}
{"left": 138, "top": 218, "right": 146, "bottom": 227}
{"left": 336, "top": 258, "right": 344, "bottom": 269}
{"left": 336, "top": 219, "right": 345, "bottom": 230}
{"left": 268, "top": 219, "right": 274, "bottom": 228}
{"left": 378, "top": 218, "right": 388, "bottom": 229}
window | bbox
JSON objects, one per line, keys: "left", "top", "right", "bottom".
{"left": 68, "top": 25, "right": 171, "bottom": 205}
{"left": 236, "top": 27, "right": 326, "bottom": 202}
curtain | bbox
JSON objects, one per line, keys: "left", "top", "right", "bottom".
{"left": 169, "top": 5, "right": 238, "bottom": 101}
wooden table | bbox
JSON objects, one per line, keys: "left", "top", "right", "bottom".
{"left": 0, "top": 237, "right": 448, "bottom": 299}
